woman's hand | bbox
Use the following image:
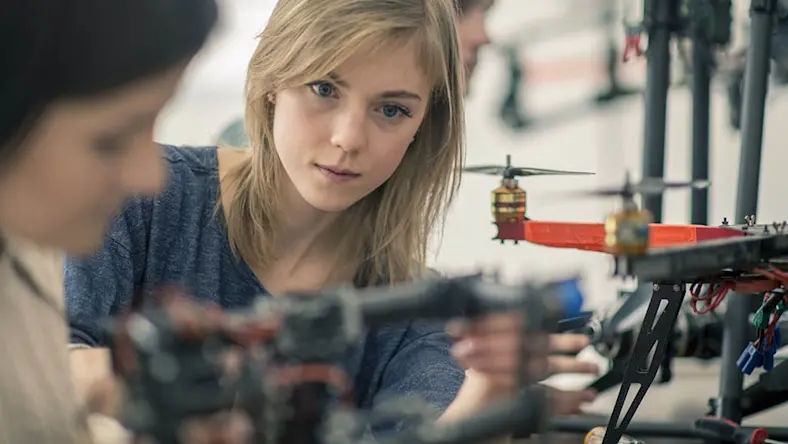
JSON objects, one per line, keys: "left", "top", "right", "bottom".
{"left": 448, "top": 313, "right": 599, "bottom": 415}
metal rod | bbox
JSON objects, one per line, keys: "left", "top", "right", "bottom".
{"left": 734, "top": 0, "right": 775, "bottom": 223}
{"left": 717, "top": 0, "right": 778, "bottom": 425}
{"left": 551, "top": 418, "right": 696, "bottom": 438}
{"left": 717, "top": 292, "right": 749, "bottom": 423}
{"left": 690, "top": 0, "right": 712, "bottom": 225}
{"left": 641, "top": 0, "right": 675, "bottom": 222}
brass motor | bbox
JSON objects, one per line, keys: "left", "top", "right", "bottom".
{"left": 491, "top": 178, "right": 526, "bottom": 223}
{"left": 604, "top": 208, "right": 652, "bottom": 256}
{"left": 462, "top": 153, "right": 595, "bottom": 225}
{"left": 580, "top": 173, "right": 708, "bottom": 257}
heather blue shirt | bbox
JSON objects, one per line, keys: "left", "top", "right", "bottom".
{"left": 65, "top": 145, "right": 464, "bottom": 421}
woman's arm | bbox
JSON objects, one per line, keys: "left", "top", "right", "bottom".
{"left": 65, "top": 200, "right": 146, "bottom": 402}
{"left": 436, "top": 369, "right": 496, "bottom": 423}
{"left": 366, "top": 323, "right": 514, "bottom": 444}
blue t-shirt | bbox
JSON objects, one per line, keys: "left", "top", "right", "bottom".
{"left": 64, "top": 145, "right": 464, "bottom": 422}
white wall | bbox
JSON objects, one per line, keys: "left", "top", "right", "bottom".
{"left": 155, "top": 0, "right": 276, "bottom": 146}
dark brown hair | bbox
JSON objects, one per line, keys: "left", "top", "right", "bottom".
{"left": 0, "top": 0, "right": 218, "bottom": 167}
{"left": 456, "top": 0, "right": 475, "bottom": 13}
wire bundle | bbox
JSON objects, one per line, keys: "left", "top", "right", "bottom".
{"left": 685, "top": 266, "right": 787, "bottom": 375}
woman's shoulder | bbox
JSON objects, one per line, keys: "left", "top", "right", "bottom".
{"left": 107, "top": 145, "right": 228, "bottom": 251}
{"left": 118, "top": 145, "right": 222, "bottom": 220}
{"left": 159, "top": 144, "right": 220, "bottom": 180}
{"left": 156, "top": 144, "right": 249, "bottom": 195}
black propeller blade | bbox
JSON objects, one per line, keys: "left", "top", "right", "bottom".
{"left": 462, "top": 154, "right": 595, "bottom": 179}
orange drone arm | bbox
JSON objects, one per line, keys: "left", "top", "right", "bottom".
{"left": 496, "top": 221, "right": 746, "bottom": 252}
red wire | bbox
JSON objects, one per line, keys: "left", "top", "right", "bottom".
{"left": 690, "top": 280, "right": 732, "bottom": 314}
{"left": 688, "top": 267, "right": 788, "bottom": 316}
{"left": 765, "top": 301, "right": 783, "bottom": 348}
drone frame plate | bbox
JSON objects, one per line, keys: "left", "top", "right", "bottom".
{"left": 613, "top": 233, "right": 788, "bottom": 282}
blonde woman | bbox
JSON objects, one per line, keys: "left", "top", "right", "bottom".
{"left": 66, "top": 0, "right": 598, "bottom": 435}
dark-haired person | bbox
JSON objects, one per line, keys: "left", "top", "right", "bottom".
{"left": 0, "top": 1, "right": 219, "bottom": 442}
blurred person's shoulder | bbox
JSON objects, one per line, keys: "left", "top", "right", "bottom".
{"left": 2, "top": 235, "right": 64, "bottom": 311}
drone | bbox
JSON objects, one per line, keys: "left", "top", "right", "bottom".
{"left": 485, "top": 0, "right": 788, "bottom": 441}
{"left": 465, "top": 159, "right": 788, "bottom": 443}
{"left": 463, "top": 156, "right": 726, "bottom": 255}
{"left": 464, "top": 154, "right": 788, "bottom": 444}
{"left": 586, "top": 215, "right": 788, "bottom": 444}
{"left": 458, "top": 167, "right": 788, "bottom": 444}
{"left": 104, "top": 274, "right": 586, "bottom": 444}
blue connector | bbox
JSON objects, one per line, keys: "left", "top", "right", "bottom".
{"left": 557, "top": 279, "right": 584, "bottom": 319}
{"left": 737, "top": 342, "right": 763, "bottom": 375}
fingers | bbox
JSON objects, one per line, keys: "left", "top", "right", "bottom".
{"left": 451, "top": 313, "right": 551, "bottom": 386}
{"left": 454, "top": 339, "right": 599, "bottom": 377}
{"left": 547, "top": 356, "right": 600, "bottom": 376}
{"left": 548, "top": 388, "right": 598, "bottom": 416}
{"left": 451, "top": 321, "right": 592, "bottom": 355}
{"left": 451, "top": 337, "right": 547, "bottom": 382}
{"left": 548, "top": 334, "right": 591, "bottom": 354}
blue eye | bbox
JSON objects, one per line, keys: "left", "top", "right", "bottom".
{"left": 309, "top": 81, "right": 335, "bottom": 97}
{"left": 381, "top": 104, "right": 412, "bottom": 119}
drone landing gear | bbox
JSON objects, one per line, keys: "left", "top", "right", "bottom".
{"left": 601, "top": 283, "right": 684, "bottom": 444}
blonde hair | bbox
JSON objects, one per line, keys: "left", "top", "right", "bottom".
{"left": 225, "top": 0, "right": 465, "bottom": 286}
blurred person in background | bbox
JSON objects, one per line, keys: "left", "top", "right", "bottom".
{"left": 216, "top": 0, "right": 495, "bottom": 147}
{"left": 455, "top": 0, "right": 494, "bottom": 86}
{"left": 0, "top": 1, "right": 248, "bottom": 443}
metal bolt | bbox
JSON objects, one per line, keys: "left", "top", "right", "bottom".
{"left": 673, "top": 285, "right": 681, "bottom": 292}
{"left": 653, "top": 284, "right": 660, "bottom": 291}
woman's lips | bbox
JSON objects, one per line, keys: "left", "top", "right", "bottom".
{"left": 315, "top": 164, "right": 361, "bottom": 182}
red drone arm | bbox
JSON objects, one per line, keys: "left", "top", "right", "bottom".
{"left": 495, "top": 221, "right": 746, "bottom": 253}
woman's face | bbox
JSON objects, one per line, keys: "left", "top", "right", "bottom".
{"left": 0, "top": 66, "right": 185, "bottom": 255}
{"left": 272, "top": 39, "right": 432, "bottom": 213}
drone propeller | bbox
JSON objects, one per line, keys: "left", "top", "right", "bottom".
{"left": 575, "top": 171, "right": 710, "bottom": 197}
{"left": 462, "top": 154, "right": 595, "bottom": 179}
